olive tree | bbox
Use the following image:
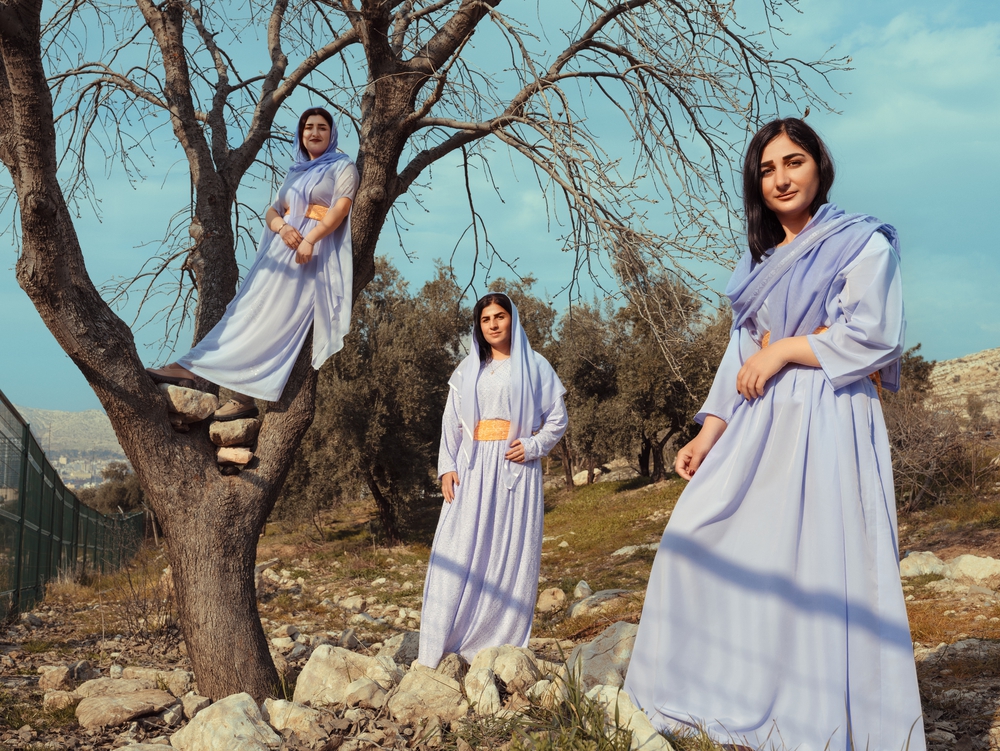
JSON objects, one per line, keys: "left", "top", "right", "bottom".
{"left": 0, "top": 0, "right": 842, "bottom": 698}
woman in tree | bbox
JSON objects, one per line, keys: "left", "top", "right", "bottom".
{"left": 624, "top": 119, "right": 925, "bottom": 751}
{"left": 147, "top": 108, "right": 358, "bottom": 420}
{"left": 418, "top": 293, "right": 567, "bottom": 668}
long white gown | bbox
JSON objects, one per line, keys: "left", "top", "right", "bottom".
{"left": 418, "top": 357, "right": 568, "bottom": 668}
{"left": 624, "top": 234, "right": 926, "bottom": 751}
{"left": 178, "top": 163, "right": 359, "bottom": 401}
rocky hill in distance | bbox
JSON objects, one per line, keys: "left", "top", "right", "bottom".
{"left": 929, "top": 346, "right": 1000, "bottom": 421}
{"left": 14, "top": 404, "right": 125, "bottom": 461}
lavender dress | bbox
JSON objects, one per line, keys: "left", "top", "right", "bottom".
{"left": 624, "top": 234, "right": 926, "bottom": 751}
{"left": 418, "top": 357, "right": 568, "bottom": 668}
{"left": 178, "top": 161, "right": 359, "bottom": 401}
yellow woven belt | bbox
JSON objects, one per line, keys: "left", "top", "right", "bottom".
{"left": 474, "top": 419, "right": 511, "bottom": 442}
{"left": 762, "top": 326, "right": 882, "bottom": 399}
{"left": 284, "top": 204, "right": 329, "bottom": 222}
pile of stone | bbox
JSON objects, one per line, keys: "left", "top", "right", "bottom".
{"left": 107, "top": 620, "right": 671, "bottom": 751}
{"left": 158, "top": 384, "right": 261, "bottom": 473}
{"left": 536, "top": 579, "right": 639, "bottom": 620}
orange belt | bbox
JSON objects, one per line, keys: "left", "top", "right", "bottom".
{"left": 762, "top": 326, "right": 882, "bottom": 398}
{"left": 284, "top": 205, "right": 328, "bottom": 222}
{"left": 474, "top": 420, "right": 511, "bottom": 442}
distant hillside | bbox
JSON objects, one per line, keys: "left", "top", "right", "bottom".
{"left": 929, "top": 346, "right": 1000, "bottom": 421}
{"left": 14, "top": 405, "right": 125, "bottom": 460}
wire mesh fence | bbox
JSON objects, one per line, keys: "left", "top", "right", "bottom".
{"left": 0, "top": 388, "right": 144, "bottom": 620}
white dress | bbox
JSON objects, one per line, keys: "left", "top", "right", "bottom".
{"left": 624, "top": 234, "right": 926, "bottom": 751}
{"left": 418, "top": 358, "right": 568, "bottom": 668}
{"left": 178, "top": 163, "right": 359, "bottom": 401}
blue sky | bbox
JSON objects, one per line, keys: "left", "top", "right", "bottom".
{"left": 1, "top": 0, "right": 998, "bottom": 412}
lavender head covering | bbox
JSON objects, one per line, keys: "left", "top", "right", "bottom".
{"left": 449, "top": 296, "right": 566, "bottom": 490}
{"left": 727, "top": 202, "right": 901, "bottom": 391}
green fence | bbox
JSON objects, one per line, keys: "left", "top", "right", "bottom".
{"left": 0, "top": 389, "right": 144, "bottom": 620}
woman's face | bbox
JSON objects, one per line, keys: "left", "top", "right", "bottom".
{"left": 759, "top": 132, "right": 820, "bottom": 225}
{"left": 302, "top": 115, "right": 331, "bottom": 160}
{"left": 480, "top": 303, "right": 512, "bottom": 353}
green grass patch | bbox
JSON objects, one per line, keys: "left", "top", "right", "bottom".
{"left": 907, "top": 573, "right": 945, "bottom": 588}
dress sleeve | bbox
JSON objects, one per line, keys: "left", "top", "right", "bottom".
{"left": 334, "top": 163, "right": 359, "bottom": 201}
{"left": 807, "top": 233, "right": 905, "bottom": 391}
{"left": 437, "top": 386, "right": 463, "bottom": 479}
{"left": 520, "top": 395, "right": 569, "bottom": 462}
{"left": 270, "top": 181, "right": 288, "bottom": 216}
{"left": 694, "top": 330, "right": 746, "bottom": 425}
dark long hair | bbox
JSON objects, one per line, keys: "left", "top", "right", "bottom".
{"left": 743, "top": 118, "right": 835, "bottom": 263}
{"left": 296, "top": 107, "right": 334, "bottom": 157}
{"left": 472, "top": 293, "right": 513, "bottom": 363}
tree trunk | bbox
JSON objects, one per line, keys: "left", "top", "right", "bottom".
{"left": 587, "top": 455, "right": 596, "bottom": 485}
{"left": 557, "top": 438, "right": 574, "bottom": 489}
{"left": 364, "top": 470, "right": 401, "bottom": 544}
{"left": 637, "top": 435, "right": 652, "bottom": 477}
{"left": 650, "top": 431, "right": 675, "bottom": 483}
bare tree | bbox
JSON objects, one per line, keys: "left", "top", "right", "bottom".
{"left": 0, "top": 0, "right": 843, "bottom": 698}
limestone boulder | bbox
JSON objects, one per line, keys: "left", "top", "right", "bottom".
{"left": 464, "top": 667, "right": 501, "bottom": 716}
{"left": 121, "top": 667, "right": 192, "bottom": 698}
{"left": 42, "top": 690, "right": 81, "bottom": 712}
{"left": 77, "top": 677, "right": 157, "bottom": 698}
{"left": 536, "top": 587, "right": 566, "bottom": 614}
{"left": 181, "top": 692, "right": 211, "bottom": 720}
{"left": 568, "top": 621, "right": 638, "bottom": 691}
{"left": 435, "top": 653, "right": 469, "bottom": 683}
{"left": 261, "top": 698, "right": 329, "bottom": 747}
{"left": 468, "top": 646, "right": 502, "bottom": 674}
{"left": 343, "top": 677, "right": 387, "bottom": 709}
{"left": 585, "top": 684, "right": 673, "bottom": 751}
{"left": 899, "top": 551, "right": 947, "bottom": 578}
{"left": 170, "top": 693, "right": 280, "bottom": 751}
{"left": 340, "top": 595, "right": 366, "bottom": 613}
{"left": 158, "top": 384, "right": 218, "bottom": 423}
{"left": 492, "top": 647, "right": 542, "bottom": 695}
{"left": 75, "top": 689, "right": 176, "bottom": 729}
{"left": 293, "top": 646, "right": 403, "bottom": 707}
{"left": 209, "top": 418, "right": 261, "bottom": 447}
{"left": 573, "top": 581, "right": 593, "bottom": 600}
{"left": 387, "top": 668, "right": 469, "bottom": 726}
{"left": 38, "top": 666, "right": 73, "bottom": 691}
{"left": 945, "top": 554, "right": 1000, "bottom": 583}
{"left": 567, "top": 589, "right": 633, "bottom": 619}
{"left": 377, "top": 631, "right": 420, "bottom": 668}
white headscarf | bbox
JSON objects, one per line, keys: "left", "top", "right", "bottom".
{"left": 448, "top": 295, "right": 566, "bottom": 490}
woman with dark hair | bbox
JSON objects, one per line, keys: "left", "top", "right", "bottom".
{"left": 624, "top": 119, "right": 925, "bottom": 750}
{"left": 417, "top": 292, "right": 567, "bottom": 668}
{"left": 147, "top": 108, "right": 358, "bottom": 419}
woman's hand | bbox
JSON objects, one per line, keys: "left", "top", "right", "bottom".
{"left": 441, "top": 472, "right": 460, "bottom": 503}
{"left": 278, "top": 223, "right": 303, "bottom": 250}
{"left": 675, "top": 416, "right": 727, "bottom": 480}
{"left": 736, "top": 345, "right": 788, "bottom": 400}
{"left": 295, "top": 239, "right": 315, "bottom": 265}
{"left": 505, "top": 439, "right": 527, "bottom": 464}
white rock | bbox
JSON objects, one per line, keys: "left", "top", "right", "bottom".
{"left": 611, "top": 543, "right": 659, "bottom": 557}
{"left": 38, "top": 666, "right": 72, "bottom": 691}
{"left": 343, "top": 677, "right": 387, "bottom": 709}
{"left": 161, "top": 703, "right": 183, "bottom": 727}
{"left": 170, "top": 693, "right": 280, "bottom": 751}
{"left": 271, "top": 624, "right": 300, "bottom": 640}
{"left": 371, "top": 577, "right": 387, "bottom": 586}
{"left": 493, "top": 647, "right": 542, "bottom": 695}
{"left": 121, "top": 668, "right": 192, "bottom": 698}
{"left": 573, "top": 581, "right": 593, "bottom": 599}
{"left": 75, "top": 689, "right": 176, "bottom": 729}
{"left": 217, "top": 446, "right": 253, "bottom": 465}
{"left": 464, "top": 668, "right": 501, "bottom": 716}
{"left": 567, "top": 589, "right": 633, "bottom": 619}
{"left": 377, "top": 631, "right": 420, "bottom": 668}
{"left": 536, "top": 588, "right": 566, "bottom": 614}
{"left": 568, "top": 621, "right": 639, "bottom": 691}
{"left": 293, "top": 646, "right": 402, "bottom": 707}
{"left": 42, "top": 690, "right": 81, "bottom": 712}
{"left": 77, "top": 678, "right": 156, "bottom": 698}
{"left": 181, "top": 692, "right": 211, "bottom": 720}
{"left": 158, "top": 384, "right": 218, "bottom": 422}
{"left": 945, "top": 554, "right": 1000, "bottom": 583}
{"left": 340, "top": 595, "right": 366, "bottom": 613}
{"left": 271, "top": 636, "right": 295, "bottom": 650}
{"left": 261, "top": 699, "right": 327, "bottom": 746}
{"left": 209, "top": 418, "right": 261, "bottom": 448}
{"left": 585, "top": 684, "right": 673, "bottom": 750}
{"left": 387, "top": 668, "right": 469, "bottom": 725}
{"left": 899, "top": 551, "right": 947, "bottom": 577}
{"left": 558, "top": 540, "right": 570, "bottom": 548}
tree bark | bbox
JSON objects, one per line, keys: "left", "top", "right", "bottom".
{"left": 364, "top": 470, "right": 401, "bottom": 544}
{"left": 557, "top": 438, "right": 574, "bottom": 489}
{"left": 637, "top": 435, "right": 652, "bottom": 477}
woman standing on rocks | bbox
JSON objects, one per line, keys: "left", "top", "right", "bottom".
{"left": 624, "top": 118, "right": 925, "bottom": 751}
{"left": 417, "top": 293, "right": 567, "bottom": 668}
{"left": 146, "top": 108, "right": 358, "bottom": 420}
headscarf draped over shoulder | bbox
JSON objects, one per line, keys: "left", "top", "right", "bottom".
{"left": 726, "top": 203, "right": 901, "bottom": 392}
{"left": 448, "top": 298, "right": 566, "bottom": 490}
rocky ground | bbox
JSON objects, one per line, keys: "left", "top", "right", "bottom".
{"left": 3, "top": 477, "right": 1000, "bottom": 750}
